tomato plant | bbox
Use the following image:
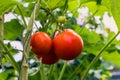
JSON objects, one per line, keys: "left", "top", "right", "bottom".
{"left": 1, "top": 0, "right": 120, "bottom": 80}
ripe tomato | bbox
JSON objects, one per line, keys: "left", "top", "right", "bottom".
{"left": 36, "top": 48, "right": 59, "bottom": 65}
{"left": 30, "top": 32, "right": 52, "bottom": 55}
{"left": 53, "top": 29, "right": 84, "bottom": 60}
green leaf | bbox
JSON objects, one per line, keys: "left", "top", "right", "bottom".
{"left": 28, "top": 70, "right": 40, "bottom": 80}
{"left": 4, "top": 19, "right": 24, "bottom": 40}
{"left": 45, "top": 0, "right": 64, "bottom": 9}
{"left": 84, "top": 1, "right": 108, "bottom": 16}
{"left": 75, "top": 27, "right": 104, "bottom": 54}
{"left": 0, "top": 0, "right": 19, "bottom": 15}
{"left": 14, "top": 3, "right": 35, "bottom": 17}
{"left": 102, "top": 0, "right": 120, "bottom": 31}
{"left": 23, "top": 0, "right": 37, "bottom": 2}
{"left": 102, "top": 51, "right": 120, "bottom": 67}
{"left": 80, "top": 0, "right": 97, "bottom": 4}
{"left": 0, "top": 72, "right": 8, "bottom": 80}
{"left": 106, "top": 44, "right": 116, "bottom": 53}
{"left": 68, "top": 0, "right": 79, "bottom": 11}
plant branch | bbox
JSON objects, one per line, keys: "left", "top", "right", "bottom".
{"left": 40, "top": 7, "right": 57, "bottom": 22}
{"left": 0, "top": 16, "right": 20, "bottom": 72}
{"left": 19, "top": 0, "right": 41, "bottom": 80}
{"left": 81, "top": 31, "right": 120, "bottom": 80}
{"left": 0, "top": 39, "right": 20, "bottom": 72}
{"left": 0, "top": 16, "right": 4, "bottom": 51}
{"left": 62, "top": 0, "right": 68, "bottom": 14}
{"left": 16, "top": 5, "right": 27, "bottom": 29}
{"left": 58, "top": 62, "right": 67, "bottom": 80}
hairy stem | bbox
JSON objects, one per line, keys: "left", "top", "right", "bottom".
{"left": 81, "top": 31, "right": 120, "bottom": 80}
{"left": 19, "top": 0, "right": 41, "bottom": 80}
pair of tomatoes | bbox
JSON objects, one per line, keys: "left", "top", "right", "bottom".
{"left": 30, "top": 29, "right": 84, "bottom": 65}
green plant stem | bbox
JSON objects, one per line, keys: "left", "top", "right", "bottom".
{"left": 68, "top": 57, "right": 87, "bottom": 79}
{"left": 0, "top": 39, "right": 20, "bottom": 72}
{"left": 81, "top": 31, "right": 120, "bottom": 80}
{"left": 40, "top": 63, "right": 45, "bottom": 80}
{"left": 58, "top": 62, "right": 67, "bottom": 80}
{"left": 40, "top": 7, "right": 57, "bottom": 22}
{"left": 0, "top": 16, "right": 20, "bottom": 72}
{"left": 47, "top": 65, "right": 53, "bottom": 80}
{"left": 47, "top": 64, "right": 55, "bottom": 80}
{"left": 0, "top": 16, "right": 4, "bottom": 52}
{"left": 16, "top": 5, "right": 27, "bottom": 29}
{"left": 19, "top": 0, "right": 41, "bottom": 80}
{"left": 62, "top": 0, "right": 68, "bottom": 14}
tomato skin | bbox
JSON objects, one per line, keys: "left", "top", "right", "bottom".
{"left": 53, "top": 29, "right": 84, "bottom": 60}
{"left": 57, "top": 16, "right": 66, "bottom": 24}
{"left": 37, "top": 49, "right": 59, "bottom": 65}
{"left": 30, "top": 32, "right": 52, "bottom": 55}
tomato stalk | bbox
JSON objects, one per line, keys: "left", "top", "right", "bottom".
{"left": 19, "top": 0, "right": 41, "bottom": 80}
{"left": 68, "top": 55, "right": 88, "bottom": 79}
{"left": 47, "top": 65, "right": 54, "bottom": 79}
{"left": 40, "top": 7, "right": 57, "bottom": 22}
{"left": 62, "top": 0, "right": 68, "bottom": 14}
{"left": 81, "top": 31, "right": 120, "bottom": 80}
{"left": 0, "top": 16, "right": 20, "bottom": 72}
{"left": 57, "top": 61, "right": 67, "bottom": 80}
{"left": 39, "top": 62, "right": 45, "bottom": 80}
{"left": 0, "top": 16, "right": 4, "bottom": 53}
{"left": 0, "top": 39, "right": 20, "bottom": 72}
{"left": 16, "top": 5, "right": 27, "bottom": 29}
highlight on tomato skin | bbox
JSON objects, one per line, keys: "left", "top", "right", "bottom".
{"left": 30, "top": 32, "right": 52, "bottom": 55}
{"left": 53, "top": 29, "right": 84, "bottom": 60}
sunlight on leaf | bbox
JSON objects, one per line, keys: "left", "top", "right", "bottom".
{"left": 0, "top": 0, "right": 19, "bottom": 15}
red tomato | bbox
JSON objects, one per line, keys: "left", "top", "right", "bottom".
{"left": 30, "top": 32, "right": 52, "bottom": 55}
{"left": 36, "top": 49, "right": 59, "bottom": 65}
{"left": 53, "top": 29, "right": 84, "bottom": 60}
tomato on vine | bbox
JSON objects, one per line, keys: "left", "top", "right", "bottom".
{"left": 30, "top": 32, "right": 52, "bottom": 55}
{"left": 36, "top": 48, "right": 59, "bottom": 65}
{"left": 57, "top": 16, "right": 66, "bottom": 24}
{"left": 53, "top": 29, "right": 84, "bottom": 60}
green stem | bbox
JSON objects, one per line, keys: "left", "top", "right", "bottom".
{"left": 0, "top": 16, "right": 4, "bottom": 52}
{"left": 47, "top": 65, "right": 54, "bottom": 80}
{"left": 16, "top": 5, "right": 27, "bottom": 28}
{"left": 81, "top": 31, "right": 120, "bottom": 80}
{"left": 40, "top": 7, "right": 57, "bottom": 22}
{"left": 58, "top": 62, "right": 67, "bottom": 80}
{"left": 62, "top": 0, "right": 68, "bottom": 14}
{"left": 0, "top": 39, "right": 20, "bottom": 72}
{"left": 40, "top": 63, "right": 45, "bottom": 80}
{"left": 19, "top": 0, "right": 41, "bottom": 80}
{"left": 68, "top": 60, "right": 84, "bottom": 79}
{"left": 0, "top": 16, "right": 20, "bottom": 72}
